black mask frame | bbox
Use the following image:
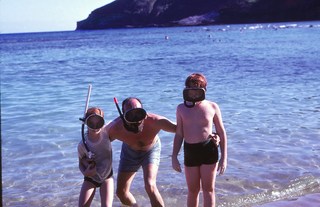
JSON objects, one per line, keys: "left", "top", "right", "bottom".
{"left": 183, "top": 88, "right": 206, "bottom": 108}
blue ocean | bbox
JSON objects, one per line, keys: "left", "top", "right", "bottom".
{"left": 1, "top": 21, "right": 320, "bottom": 207}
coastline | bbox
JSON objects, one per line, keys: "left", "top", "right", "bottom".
{"left": 256, "top": 193, "right": 320, "bottom": 207}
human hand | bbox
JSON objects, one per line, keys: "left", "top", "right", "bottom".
{"left": 84, "top": 162, "right": 97, "bottom": 177}
{"left": 217, "top": 159, "right": 227, "bottom": 175}
{"left": 209, "top": 133, "right": 220, "bottom": 147}
{"left": 172, "top": 156, "right": 182, "bottom": 173}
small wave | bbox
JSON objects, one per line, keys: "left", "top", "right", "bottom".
{"left": 218, "top": 175, "right": 320, "bottom": 207}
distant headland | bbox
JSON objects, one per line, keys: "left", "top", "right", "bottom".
{"left": 76, "top": 0, "right": 320, "bottom": 30}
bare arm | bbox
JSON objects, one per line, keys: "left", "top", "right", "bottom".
{"left": 78, "top": 143, "right": 96, "bottom": 177}
{"left": 79, "top": 157, "right": 96, "bottom": 177}
{"left": 104, "top": 120, "right": 117, "bottom": 141}
{"left": 213, "top": 103, "right": 228, "bottom": 175}
{"left": 172, "top": 109, "right": 183, "bottom": 172}
{"left": 157, "top": 117, "right": 176, "bottom": 133}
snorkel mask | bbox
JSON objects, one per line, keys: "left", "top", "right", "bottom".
{"left": 85, "top": 113, "right": 105, "bottom": 131}
{"left": 114, "top": 98, "right": 147, "bottom": 133}
{"left": 123, "top": 108, "right": 147, "bottom": 133}
{"left": 183, "top": 88, "right": 206, "bottom": 108}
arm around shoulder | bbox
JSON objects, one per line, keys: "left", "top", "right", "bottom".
{"left": 152, "top": 113, "right": 176, "bottom": 133}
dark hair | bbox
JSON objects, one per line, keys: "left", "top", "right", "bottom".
{"left": 122, "top": 97, "right": 143, "bottom": 112}
{"left": 185, "top": 73, "right": 207, "bottom": 89}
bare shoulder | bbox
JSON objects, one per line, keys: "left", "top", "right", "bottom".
{"left": 107, "top": 117, "right": 123, "bottom": 137}
{"left": 206, "top": 100, "right": 219, "bottom": 109}
{"left": 176, "top": 103, "right": 186, "bottom": 112}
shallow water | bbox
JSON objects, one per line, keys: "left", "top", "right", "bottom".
{"left": 1, "top": 21, "right": 320, "bottom": 206}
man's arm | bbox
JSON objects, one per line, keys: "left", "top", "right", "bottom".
{"left": 104, "top": 118, "right": 119, "bottom": 141}
{"left": 158, "top": 117, "right": 176, "bottom": 133}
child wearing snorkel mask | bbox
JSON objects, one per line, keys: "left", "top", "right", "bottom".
{"left": 172, "top": 73, "right": 228, "bottom": 207}
{"left": 78, "top": 107, "right": 114, "bottom": 207}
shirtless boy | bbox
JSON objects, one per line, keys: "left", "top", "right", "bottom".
{"left": 172, "top": 73, "right": 228, "bottom": 207}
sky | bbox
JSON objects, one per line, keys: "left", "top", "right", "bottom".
{"left": 0, "top": 0, "right": 114, "bottom": 34}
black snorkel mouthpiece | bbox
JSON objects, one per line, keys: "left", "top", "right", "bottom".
{"left": 183, "top": 88, "right": 206, "bottom": 108}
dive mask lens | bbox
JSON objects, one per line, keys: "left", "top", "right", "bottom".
{"left": 183, "top": 88, "right": 206, "bottom": 102}
{"left": 124, "top": 108, "right": 147, "bottom": 124}
{"left": 85, "top": 114, "right": 105, "bottom": 130}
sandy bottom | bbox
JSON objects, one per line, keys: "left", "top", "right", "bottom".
{"left": 257, "top": 193, "right": 320, "bottom": 207}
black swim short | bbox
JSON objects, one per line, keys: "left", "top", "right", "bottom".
{"left": 84, "top": 169, "right": 113, "bottom": 188}
{"left": 184, "top": 139, "right": 219, "bottom": 167}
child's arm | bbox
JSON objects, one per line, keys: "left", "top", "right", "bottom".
{"left": 172, "top": 134, "right": 183, "bottom": 172}
{"left": 213, "top": 103, "right": 228, "bottom": 175}
{"left": 78, "top": 143, "right": 97, "bottom": 177}
{"left": 79, "top": 157, "right": 96, "bottom": 177}
{"left": 172, "top": 108, "right": 183, "bottom": 172}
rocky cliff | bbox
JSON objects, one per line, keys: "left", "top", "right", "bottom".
{"left": 76, "top": 0, "right": 320, "bottom": 30}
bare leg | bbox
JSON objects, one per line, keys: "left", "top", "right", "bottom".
{"left": 142, "top": 164, "right": 164, "bottom": 207}
{"left": 100, "top": 177, "right": 114, "bottom": 207}
{"left": 185, "top": 166, "right": 201, "bottom": 207}
{"left": 79, "top": 181, "right": 96, "bottom": 207}
{"left": 116, "top": 171, "right": 138, "bottom": 206}
{"left": 200, "top": 164, "right": 218, "bottom": 207}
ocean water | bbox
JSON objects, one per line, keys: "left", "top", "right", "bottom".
{"left": 1, "top": 21, "right": 320, "bottom": 207}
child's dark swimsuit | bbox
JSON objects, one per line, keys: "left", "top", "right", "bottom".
{"left": 84, "top": 170, "right": 113, "bottom": 187}
{"left": 184, "top": 138, "right": 219, "bottom": 167}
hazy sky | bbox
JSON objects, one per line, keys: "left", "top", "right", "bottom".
{"left": 0, "top": 0, "right": 114, "bottom": 34}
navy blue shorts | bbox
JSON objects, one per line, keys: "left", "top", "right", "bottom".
{"left": 184, "top": 139, "right": 219, "bottom": 167}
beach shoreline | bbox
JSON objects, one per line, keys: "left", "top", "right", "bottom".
{"left": 256, "top": 193, "right": 320, "bottom": 207}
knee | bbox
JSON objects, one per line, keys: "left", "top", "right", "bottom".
{"left": 202, "top": 185, "right": 214, "bottom": 194}
{"left": 116, "top": 188, "right": 126, "bottom": 200}
{"left": 188, "top": 186, "right": 201, "bottom": 195}
{"left": 144, "top": 181, "right": 157, "bottom": 194}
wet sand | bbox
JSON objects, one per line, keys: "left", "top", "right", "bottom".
{"left": 257, "top": 193, "right": 320, "bottom": 207}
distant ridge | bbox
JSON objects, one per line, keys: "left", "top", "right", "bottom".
{"left": 76, "top": 0, "right": 320, "bottom": 30}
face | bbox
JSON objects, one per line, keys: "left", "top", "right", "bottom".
{"left": 188, "top": 89, "right": 202, "bottom": 99}
{"left": 123, "top": 99, "right": 146, "bottom": 133}
{"left": 183, "top": 87, "right": 206, "bottom": 102}
{"left": 86, "top": 113, "right": 105, "bottom": 132}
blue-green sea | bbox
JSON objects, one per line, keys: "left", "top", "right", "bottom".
{"left": 1, "top": 21, "right": 320, "bottom": 206}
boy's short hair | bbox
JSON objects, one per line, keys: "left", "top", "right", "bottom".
{"left": 185, "top": 73, "right": 207, "bottom": 89}
{"left": 85, "top": 107, "right": 104, "bottom": 119}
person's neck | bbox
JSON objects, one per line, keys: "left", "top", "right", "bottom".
{"left": 88, "top": 130, "right": 101, "bottom": 142}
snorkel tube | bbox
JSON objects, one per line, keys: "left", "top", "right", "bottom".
{"left": 79, "top": 84, "right": 94, "bottom": 159}
{"left": 114, "top": 97, "right": 125, "bottom": 122}
{"left": 114, "top": 97, "right": 130, "bottom": 130}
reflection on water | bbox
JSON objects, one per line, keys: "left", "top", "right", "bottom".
{"left": 1, "top": 21, "right": 320, "bottom": 206}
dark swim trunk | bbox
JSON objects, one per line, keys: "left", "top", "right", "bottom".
{"left": 84, "top": 169, "right": 113, "bottom": 188}
{"left": 184, "top": 139, "right": 219, "bottom": 167}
